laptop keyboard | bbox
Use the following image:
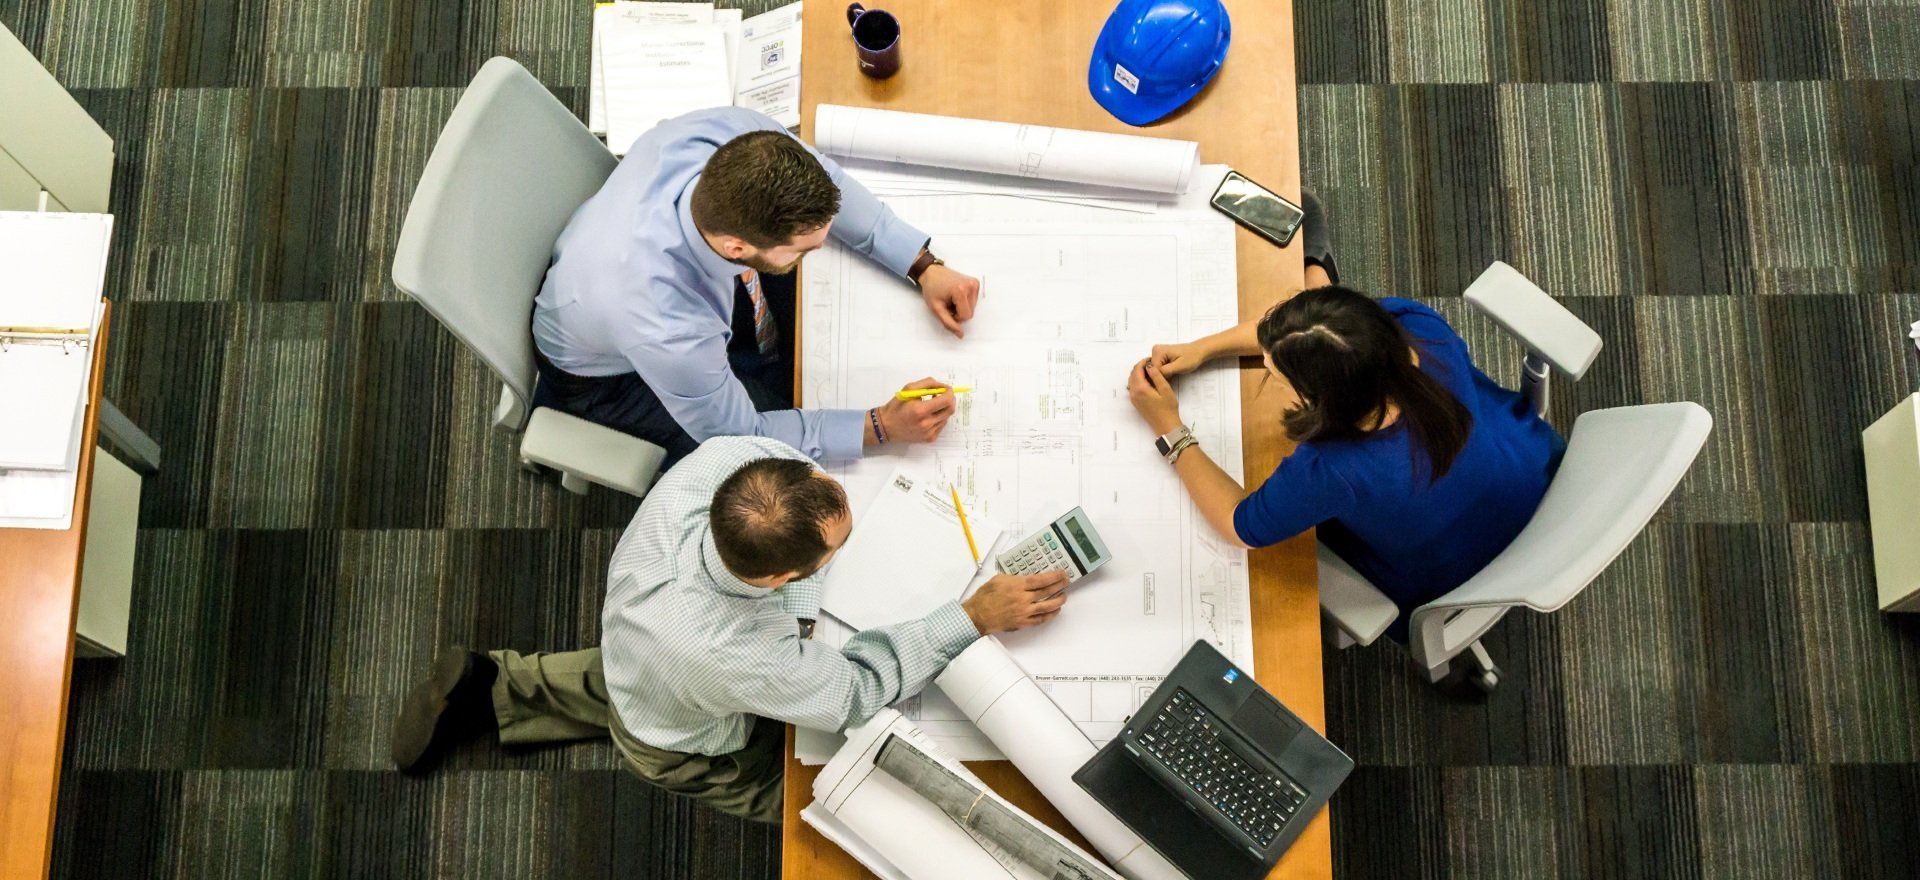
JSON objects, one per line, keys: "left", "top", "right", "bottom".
{"left": 1135, "top": 688, "right": 1310, "bottom": 848}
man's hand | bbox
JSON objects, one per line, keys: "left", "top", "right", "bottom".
{"left": 963, "top": 571, "right": 1070, "bottom": 635}
{"left": 918, "top": 264, "right": 981, "bottom": 338}
{"left": 868, "top": 377, "right": 959, "bottom": 445}
{"left": 1127, "top": 358, "right": 1184, "bottom": 435}
{"left": 1148, "top": 341, "right": 1210, "bottom": 377}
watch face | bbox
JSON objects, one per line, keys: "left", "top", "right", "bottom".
{"left": 1155, "top": 436, "right": 1173, "bottom": 455}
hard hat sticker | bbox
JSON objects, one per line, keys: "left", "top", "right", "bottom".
{"left": 1112, "top": 62, "right": 1140, "bottom": 94}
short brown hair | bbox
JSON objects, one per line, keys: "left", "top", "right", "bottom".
{"left": 710, "top": 458, "right": 849, "bottom": 579}
{"left": 689, "top": 131, "right": 841, "bottom": 248}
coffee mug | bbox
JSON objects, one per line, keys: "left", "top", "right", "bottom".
{"left": 847, "top": 3, "right": 902, "bottom": 79}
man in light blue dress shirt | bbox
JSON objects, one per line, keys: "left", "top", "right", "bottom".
{"left": 532, "top": 107, "right": 983, "bottom": 465}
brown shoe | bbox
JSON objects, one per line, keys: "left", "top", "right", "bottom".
{"left": 392, "top": 648, "right": 498, "bottom": 774}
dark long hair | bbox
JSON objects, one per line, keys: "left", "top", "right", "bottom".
{"left": 1255, "top": 287, "right": 1473, "bottom": 483}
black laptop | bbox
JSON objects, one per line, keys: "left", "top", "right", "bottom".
{"left": 1073, "top": 641, "right": 1353, "bottom": 879}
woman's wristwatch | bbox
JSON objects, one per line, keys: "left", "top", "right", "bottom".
{"left": 1154, "top": 425, "right": 1198, "bottom": 464}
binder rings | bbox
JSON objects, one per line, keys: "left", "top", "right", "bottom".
{"left": 0, "top": 211, "right": 112, "bottom": 472}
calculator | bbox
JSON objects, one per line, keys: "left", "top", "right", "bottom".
{"left": 995, "top": 507, "right": 1114, "bottom": 582}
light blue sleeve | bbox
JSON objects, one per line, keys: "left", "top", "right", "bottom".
{"left": 811, "top": 147, "right": 931, "bottom": 277}
{"left": 623, "top": 325, "right": 867, "bottom": 461}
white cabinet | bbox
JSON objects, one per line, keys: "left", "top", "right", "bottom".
{"left": 1864, "top": 393, "right": 1920, "bottom": 612}
{"left": 76, "top": 450, "right": 141, "bottom": 657}
{"left": 0, "top": 23, "right": 113, "bottom": 212}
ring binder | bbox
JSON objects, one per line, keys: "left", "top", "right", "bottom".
{"left": 0, "top": 211, "right": 113, "bottom": 473}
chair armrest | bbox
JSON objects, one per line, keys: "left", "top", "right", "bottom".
{"left": 1463, "top": 261, "right": 1602, "bottom": 380}
{"left": 1317, "top": 543, "right": 1398, "bottom": 647}
{"left": 518, "top": 407, "right": 666, "bottom": 497}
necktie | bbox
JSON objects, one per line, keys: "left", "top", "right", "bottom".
{"left": 742, "top": 270, "right": 778, "bottom": 356}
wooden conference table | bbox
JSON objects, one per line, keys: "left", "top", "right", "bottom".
{"left": 0, "top": 302, "right": 110, "bottom": 880}
{"left": 784, "top": 2, "right": 1327, "bottom": 879}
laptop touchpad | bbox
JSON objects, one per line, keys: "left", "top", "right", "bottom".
{"left": 1231, "top": 692, "right": 1302, "bottom": 747}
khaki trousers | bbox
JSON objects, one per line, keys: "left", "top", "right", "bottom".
{"left": 488, "top": 648, "right": 786, "bottom": 823}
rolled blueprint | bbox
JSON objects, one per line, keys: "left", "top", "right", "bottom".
{"left": 875, "top": 735, "right": 1113, "bottom": 880}
{"left": 814, "top": 105, "right": 1200, "bottom": 195}
{"left": 936, "top": 639, "right": 1186, "bottom": 880}
{"left": 814, "top": 709, "right": 1121, "bottom": 880}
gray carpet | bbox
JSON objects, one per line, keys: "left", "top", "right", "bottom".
{"left": 2, "top": 0, "right": 1917, "bottom": 876}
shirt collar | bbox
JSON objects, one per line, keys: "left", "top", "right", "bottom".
{"left": 677, "top": 174, "right": 747, "bottom": 283}
{"left": 698, "top": 529, "right": 769, "bottom": 599}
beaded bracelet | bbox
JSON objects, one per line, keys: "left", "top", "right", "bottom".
{"left": 868, "top": 408, "right": 888, "bottom": 443}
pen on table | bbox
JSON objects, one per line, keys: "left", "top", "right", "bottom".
{"left": 949, "top": 484, "right": 981, "bottom": 565}
{"left": 897, "top": 386, "right": 973, "bottom": 401}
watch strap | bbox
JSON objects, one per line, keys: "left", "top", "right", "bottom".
{"left": 907, "top": 250, "right": 943, "bottom": 285}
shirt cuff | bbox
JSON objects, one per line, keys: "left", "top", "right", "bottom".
{"left": 822, "top": 408, "right": 868, "bottom": 461}
{"left": 923, "top": 600, "right": 982, "bottom": 658}
{"left": 874, "top": 226, "right": 932, "bottom": 278}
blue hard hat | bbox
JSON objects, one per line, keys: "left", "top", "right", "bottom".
{"left": 1088, "top": 0, "right": 1232, "bottom": 126}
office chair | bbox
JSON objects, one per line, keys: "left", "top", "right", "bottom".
{"left": 1316, "top": 262, "right": 1713, "bottom": 692}
{"left": 393, "top": 57, "right": 665, "bottom": 496}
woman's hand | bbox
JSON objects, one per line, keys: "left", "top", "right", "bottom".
{"left": 1127, "top": 358, "right": 1185, "bottom": 435}
{"left": 1148, "top": 341, "right": 1210, "bottom": 377}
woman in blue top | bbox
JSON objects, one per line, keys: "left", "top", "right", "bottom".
{"left": 1126, "top": 285, "right": 1564, "bottom": 642}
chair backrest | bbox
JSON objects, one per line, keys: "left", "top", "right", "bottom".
{"left": 391, "top": 57, "right": 616, "bottom": 431}
{"left": 1408, "top": 402, "right": 1713, "bottom": 670}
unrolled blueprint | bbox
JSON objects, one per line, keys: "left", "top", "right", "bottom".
{"left": 800, "top": 164, "right": 1254, "bottom": 759}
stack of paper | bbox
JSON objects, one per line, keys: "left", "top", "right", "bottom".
{"left": 590, "top": 1, "right": 803, "bottom": 154}
{"left": 0, "top": 211, "right": 113, "bottom": 530}
{"left": 819, "top": 467, "right": 1005, "bottom": 632}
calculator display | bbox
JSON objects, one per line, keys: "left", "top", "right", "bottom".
{"left": 1064, "top": 517, "right": 1103, "bottom": 565}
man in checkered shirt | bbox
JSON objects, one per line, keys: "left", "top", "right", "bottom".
{"left": 391, "top": 436, "right": 1068, "bottom": 821}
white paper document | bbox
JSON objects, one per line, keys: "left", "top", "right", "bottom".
{"left": 591, "top": 2, "right": 801, "bottom": 141}
{"left": 802, "top": 164, "right": 1254, "bottom": 757}
{"left": 714, "top": 7, "right": 744, "bottom": 87}
{"left": 0, "top": 343, "right": 91, "bottom": 471}
{"left": 590, "top": 2, "right": 718, "bottom": 135}
{"left": 814, "top": 105, "right": 1200, "bottom": 195}
{"left": 1, "top": 213, "right": 109, "bottom": 474}
{"left": 0, "top": 466, "right": 80, "bottom": 530}
{"left": 599, "top": 21, "right": 733, "bottom": 155}
{"left": 821, "top": 468, "right": 1004, "bottom": 632}
{"left": 799, "top": 803, "right": 911, "bottom": 880}
{"left": 734, "top": 2, "right": 803, "bottom": 128}
{"left": 0, "top": 211, "right": 112, "bottom": 333}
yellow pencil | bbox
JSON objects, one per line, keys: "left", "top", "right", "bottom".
{"left": 896, "top": 386, "right": 973, "bottom": 401}
{"left": 949, "top": 484, "right": 980, "bottom": 565}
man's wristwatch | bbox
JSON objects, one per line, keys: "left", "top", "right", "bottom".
{"left": 907, "top": 249, "right": 944, "bottom": 286}
{"left": 1154, "top": 425, "right": 1198, "bottom": 464}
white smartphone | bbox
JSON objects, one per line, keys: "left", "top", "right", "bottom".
{"left": 1210, "top": 170, "right": 1306, "bottom": 248}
